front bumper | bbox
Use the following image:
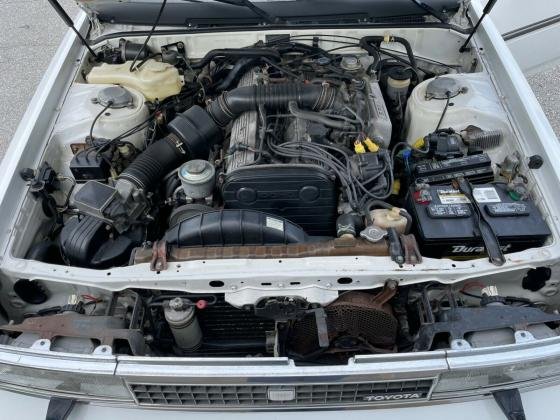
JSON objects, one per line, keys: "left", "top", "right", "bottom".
{"left": 1, "top": 335, "right": 560, "bottom": 412}
{"left": 3, "top": 383, "right": 560, "bottom": 420}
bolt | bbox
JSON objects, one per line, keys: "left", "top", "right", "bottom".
{"left": 169, "top": 297, "right": 184, "bottom": 310}
{"left": 386, "top": 279, "right": 398, "bottom": 289}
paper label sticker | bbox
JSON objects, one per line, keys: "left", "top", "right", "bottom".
{"left": 438, "top": 190, "right": 470, "bottom": 204}
{"left": 266, "top": 216, "right": 284, "bottom": 232}
{"left": 473, "top": 187, "right": 501, "bottom": 203}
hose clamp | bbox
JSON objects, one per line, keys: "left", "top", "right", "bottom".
{"left": 170, "top": 134, "right": 187, "bottom": 155}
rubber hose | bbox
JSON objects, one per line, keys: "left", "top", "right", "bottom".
{"left": 360, "top": 36, "right": 418, "bottom": 74}
{"left": 214, "top": 57, "right": 257, "bottom": 91}
{"left": 336, "top": 213, "right": 365, "bottom": 237}
{"left": 118, "top": 135, "right": 185, "bottom": 191}
{"left": 207, "top": 83, "right": 339, "bottom": 127}
{"left": 189, "top": 48, "right": 281, "bottom": 69}
{"left": 288, "top": 101, "right": 352, "bottom": 130}
{"left": 120, "top": 83, "right": 338, "bottom": 192}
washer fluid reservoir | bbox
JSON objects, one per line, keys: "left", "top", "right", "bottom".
{"left": 87, "top": 59, "right": 184, "bottom": 101}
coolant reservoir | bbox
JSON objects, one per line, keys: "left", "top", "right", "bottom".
{"left": 405, "top": 73, "right": 511, "bottom": 144}
{"left": 371, "top": 208, "right": 407, "bottom": 234}
{"left": 87, "top": 59, "right": 184, "bottom": 101}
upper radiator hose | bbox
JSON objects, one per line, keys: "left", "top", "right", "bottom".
{"left": 119, "top": 83, "right": 338, "bottom": 191}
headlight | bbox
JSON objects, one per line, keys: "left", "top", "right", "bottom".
{"left": 0, "top": 345, "right": 133, "bottom": 402}
{"left": 0, "top": 363, "right": 132, "bottom": 400}
{"left": 433, "top": 338, "right": 560, "bottom": 395}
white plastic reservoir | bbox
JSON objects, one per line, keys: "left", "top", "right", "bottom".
{"left": 405, "top": 73, "right": 512, "bottom": 144}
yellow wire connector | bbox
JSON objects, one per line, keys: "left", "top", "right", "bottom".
{"left": 413, "top": 137, "right": 425, "bottom": 149}
{"left": 354, "top": 140, "right": 366, "bottom": 154}
{"left": 363, "top": 137, "right": 379, "bottom": 153}
{"left": 392, "top": 179, "right": 401, "bottom": 195}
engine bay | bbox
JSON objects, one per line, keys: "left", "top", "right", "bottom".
{"left": 3, "top": 29, "right": 559, "bottom": 363}
{"left": 20, "top": 34, "right": 552, "bottom": 268}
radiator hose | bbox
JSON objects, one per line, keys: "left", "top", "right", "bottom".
{"left": 118, "top": 83, "right": 339, "bottom": 191}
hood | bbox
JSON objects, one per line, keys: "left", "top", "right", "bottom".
{"left": 76, "top": 0, "right": 462, "bottom": 27}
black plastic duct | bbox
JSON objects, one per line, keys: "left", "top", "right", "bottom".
{"left": 166, "top": 210, "right": 309, "bottom": 247}
{"left": 118, "top": 105, "right": 221, "bottom": 190}
{"left": 119, "top": 83, "right": 338, "bottom": 191}
{"left": 206, "top": 83, "right": 338, "bottom": 127}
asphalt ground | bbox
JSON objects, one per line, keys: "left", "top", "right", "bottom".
{"left": 0, "top": 0, "right": 558, "bottom": 162}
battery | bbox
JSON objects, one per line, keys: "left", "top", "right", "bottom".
{"left": 413, "top": 153, "right": 494, "bottom": 185}
{"left": 407, "top": 183, "right": 551, "bottom": 258}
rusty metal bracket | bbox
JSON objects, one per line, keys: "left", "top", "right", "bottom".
{"left": 0, "top": 314, "right": 148, "bottom": 356}
{"left": 400, "top": 234, "right": 422, "bottom": 265}
{"left": 311, "top": 308, "right": 329, "bottom": 348}
{"left": 150, "top": 240, "right": 168, "bottom": 271}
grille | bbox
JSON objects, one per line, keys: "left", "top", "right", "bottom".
{"left": 129, "top": 379, "right": 434, "bottom": 408}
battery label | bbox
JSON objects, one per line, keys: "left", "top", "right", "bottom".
{"left": 438, "top": 189, "right": 470, "bottom": 204}
{"left": 473, "top": 187, "right": 501, "bottom": 203}
{"left": 486, "top": 202, "right": 530, "bottom": 217}
{"left": 427, "top": 204, "right": 471, "bottom": 218}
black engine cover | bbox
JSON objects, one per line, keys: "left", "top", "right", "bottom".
{"left": 222, "top": 164, "right": 337, "bottom": 236}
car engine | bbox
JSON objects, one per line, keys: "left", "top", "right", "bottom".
{"left": 8, "top": 34, "right": 558, "bottom": 363}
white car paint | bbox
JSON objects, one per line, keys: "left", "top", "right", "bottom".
{"left": 489, "top": 0, "right": 560, "bottom": 73}
{"left": 0, "top": 1, "right": 560, "bottom": 418}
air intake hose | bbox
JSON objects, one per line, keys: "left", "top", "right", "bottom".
{"left": 119, "top": 83, "right": 339, "bottom": 191}
{"left": 207, "top": 83, "right": 339, "bottom": 127}
{"left": 118, "top": 105, "right": 221, "bottom": 190}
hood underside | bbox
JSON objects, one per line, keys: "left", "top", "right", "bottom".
{"left": 76, "top": 0, "right": 461, "bottom": 27}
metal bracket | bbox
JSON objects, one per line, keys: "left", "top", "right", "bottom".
{"left": 514, "top": 330, "right": 536, "bottom": 344}
{"left": 93, "top": 344, "right": 113, "bottom": 355}
{"left": 450, "top": 338, "right": 472, "bottom": 350}
{"left": 150, "top": 240, "right": 168, "bottom": 271}
{"left": 400, "top": 233, "right": 422, "bottom": 265}
{"left": 311, "top": 308, "right": 330, "bottom": 348}
{"left": 31, "top": 338, "right": 52, "bottom": 351}
{"left": 46, "top": 397, "right": 75, "bottom": 420}
{"left": 492, "top": 389, "right": 526, "bottom": 420}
